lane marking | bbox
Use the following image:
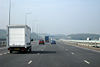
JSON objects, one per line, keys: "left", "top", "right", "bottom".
{"left": 0, "top": 54, "right": 3, "bottom": 55}
{"left": 84, "top": 60, "right": 90, "bottom": 64}
{"left": 28, "top": 60, "right": 32, "bottom": 64}
{"left": 71, "top": 52, "right": 74, "bottom": 55}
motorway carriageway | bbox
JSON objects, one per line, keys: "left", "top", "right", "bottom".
{"left": 0, "top": 41, "right": 100, "bottom": 67}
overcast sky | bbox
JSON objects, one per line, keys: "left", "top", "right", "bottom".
{"left": 0, "top": 0, "right": 100, "bottom": 34}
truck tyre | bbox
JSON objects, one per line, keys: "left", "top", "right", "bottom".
{"left": 10, "top": 50, "right": 12, "bottom": 53}
{"left": 27, "top": 48, "right": 31, "bottom": 53}
{"left": 29, "top": 48, "right": 31, "bottom": 52}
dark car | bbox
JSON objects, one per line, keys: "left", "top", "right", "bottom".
{"left": 51, "top": 40, "right": 56, "bottom": 44}
{"left": 39, "top": 40, "right": 45, "bottom": 45}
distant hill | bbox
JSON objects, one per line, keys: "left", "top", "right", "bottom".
{"left": 50, "top": 34, "right": 67, "bottom": 40}
{"left": 39, "top": 33, "right": 67, "bottom": 40}
{"left": 67, "top": 33, "right": 100, "bottom": 40}
{"left": 0, "top": 29, "right": 6, "bottom": 39}
{"left": 1, "top": 29, "right": 100, "bottom": 40}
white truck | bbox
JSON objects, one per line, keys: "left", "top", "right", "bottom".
{"left": 7, "top": 25, "right": 32, "bottom": 53}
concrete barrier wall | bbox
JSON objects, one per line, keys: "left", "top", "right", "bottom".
{"left": 60, "top": 39, "right": 100, "bottom": 48}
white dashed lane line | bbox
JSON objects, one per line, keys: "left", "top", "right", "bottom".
{"left": 84, "top": 60, "right": 90, "bottom": 64}
{"left": 71, "top": 52, "right": 75, "bottom": 55}
{"left": 28, "top": 60, "right": 32, "bottom": 64}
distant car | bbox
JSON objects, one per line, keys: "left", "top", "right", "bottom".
{"left": 39, "top": 40, "right": 45, "bottom": 45}
{"left": 51, "top": 40, "right": 56, "bottom": 44}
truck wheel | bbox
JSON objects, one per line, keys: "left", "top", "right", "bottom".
{"left": 29, "top": 48, "right": 31, "bottom": 52}
{"left": 10, "top": 50, "right": 12, "bottom": 53}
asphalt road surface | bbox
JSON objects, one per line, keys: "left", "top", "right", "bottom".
{"left": 0, "top": 41, "right": 100, "bottom": 67}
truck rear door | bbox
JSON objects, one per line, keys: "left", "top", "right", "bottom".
{"left": 9, "top": 28, "right": 25, "bottom": 46}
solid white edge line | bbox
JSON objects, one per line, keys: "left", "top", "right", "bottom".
{"left": 84, "top": 60, "right": 90, "bottom": 64}
{"left": 28, "top": 60, "right": 32, "bottom": 64}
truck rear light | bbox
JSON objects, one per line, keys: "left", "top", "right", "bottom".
{"left": 8, "top": 48, "right": 10, "bottom": 50}
{"left": 22, "top": 48, "right": 26, "bottom": 51}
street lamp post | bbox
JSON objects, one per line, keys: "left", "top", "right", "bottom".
{"left": 25, "top": 14, "right": 27, "bottom": 25}
{"left": 25, "top": 12, "right": 31, "bottom": 25}
{"left": 9, "top": 0, "right": 11, "bottom": 25}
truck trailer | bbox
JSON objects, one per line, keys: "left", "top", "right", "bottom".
{"left": 45, "top": 36, "right": 49, "bottom": 43}
{"left": 7, "top": 25, "right": 31, "bottom": 53}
